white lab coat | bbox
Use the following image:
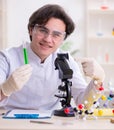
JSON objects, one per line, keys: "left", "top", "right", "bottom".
{"left": 0, "top": 42, "right": 98, "bottom": 110}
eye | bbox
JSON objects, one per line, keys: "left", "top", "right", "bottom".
{"left": 53, "top": 31, "right": 62, "bottom": 38}
{"left": 39, "top": 27, "right": 48, "bottom": 34}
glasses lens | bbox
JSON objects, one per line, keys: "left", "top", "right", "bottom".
{"left": 52, "top": 31, "right": 65, "bottom": 40}
{"left": 34, "top": 25, "right": 48, "bottom": 36}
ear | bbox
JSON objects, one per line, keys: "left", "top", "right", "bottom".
{"left": 28, "top": 27, "right": 33, "bottom": 35}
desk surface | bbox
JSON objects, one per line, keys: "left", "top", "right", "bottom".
{"left": 0, "top": 110, "right": 114, "bottom": 130}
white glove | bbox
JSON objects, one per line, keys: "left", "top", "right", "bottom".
{"left": 75, "top": 58, "right": 105, "bottom": 82}
{"left": 1, "top": 64, "right": 32, "bottom": 96}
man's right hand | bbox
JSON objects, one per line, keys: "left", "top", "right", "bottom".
{"left": 1, "top": 64, "right": 32, "bottom": 96}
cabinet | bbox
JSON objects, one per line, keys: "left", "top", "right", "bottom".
{"left": 0, "top": 0, "right": 7, "bottom": 49}
{"left": 86, "top": 0, "right": 114, "bottom": 89}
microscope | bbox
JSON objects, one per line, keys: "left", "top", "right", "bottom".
{"left": 53, "top": 53, "right": 75, "bottom": 117}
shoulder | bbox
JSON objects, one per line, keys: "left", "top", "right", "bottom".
{"left": 0, "top": 44, "right": 23, "bottom": 56}
{"left": 0, "top": 44, "right": 24, "bottom": 66}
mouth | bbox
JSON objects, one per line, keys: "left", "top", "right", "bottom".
{"left": 39, "top": 42, "right": 53, "bottom": 49}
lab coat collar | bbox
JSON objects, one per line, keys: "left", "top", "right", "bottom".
{"left": 26, "top": 42, "right": 59, "bottom": 66}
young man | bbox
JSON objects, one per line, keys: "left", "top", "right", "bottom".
{"left": 0, "top": 4, "right": 105, "bottom": 111}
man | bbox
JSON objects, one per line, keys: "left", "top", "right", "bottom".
{"left": 0, "top": 4, "right": 105, "bottom": 111}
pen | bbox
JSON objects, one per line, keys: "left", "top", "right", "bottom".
{"left": 30, "top": 120, "right": 53, "bottom": 124}
{"left": 14, "top": 114, "right": 39, "bottom": 119}
{"left": 23, "top": 43, "right": 29, "bottom": 64}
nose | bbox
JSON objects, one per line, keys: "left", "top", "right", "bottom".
{"left": 44, "top": 33, "right": 53, "bottom": 42}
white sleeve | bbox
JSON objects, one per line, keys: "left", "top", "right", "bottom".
{"left": 0, "top": 51, "right": 9, "bottom": 83}
{"left": 81, "top": 80, "right": 103, "bottom": 109}
{"left": 0, "top": 90, "right": 1, "bottom": 101}
{"left": 68, "top": 55, "right": 87, "bottom": 104}
{"left": 0, "top": 51, "right": 9, "bottom": 107}
{"left": 0, "top": 88, "right": 8, "bottom": 107}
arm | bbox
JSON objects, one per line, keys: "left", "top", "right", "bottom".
{"left": 0, "top": 90, "right": 7, "bottom": 101}
{"left": 75, "top": 58, "right": 105, "bottom": 109}
{"left": 82, "top": 79, "right": 103, "bottom": 109}
{"left": 0, "top": 64, "right": 32, "bottom": 101}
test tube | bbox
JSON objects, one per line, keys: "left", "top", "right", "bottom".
{"left": 23, "top": 42, "right": 29, "bottom": 64}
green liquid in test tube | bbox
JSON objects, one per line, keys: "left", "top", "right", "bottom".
{"left": 23, "top": 43, "right": 29, "bottom": 64}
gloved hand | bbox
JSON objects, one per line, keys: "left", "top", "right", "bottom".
{"left": 75, "top": 58, "right": 105, "bottom": 82}
{"left": 1, "top": 64, "right": 32, "bottom": 96}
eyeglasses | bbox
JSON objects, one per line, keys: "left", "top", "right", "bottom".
{"left": 33, "top": 24, "right": 66, "bottom": 42}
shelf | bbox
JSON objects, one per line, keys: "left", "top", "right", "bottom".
{"left": 101, "top": 63, "right": 114, "bottom": 66}
{"left": 88, "top": 35, "right": 114, "bottom": 39}
{"left": 86, "top": 0, "right": 114, "bottom": 88}
{"left": 88, "top": 9, "right": 114, "bottom": 14}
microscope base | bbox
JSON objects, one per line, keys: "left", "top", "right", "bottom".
{"left": 53, "top": 107, "right": 75, "bottom": 117}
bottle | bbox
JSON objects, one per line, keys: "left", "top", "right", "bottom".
{"left": 100, "top": 0, "right": 109, "bottom": 10}
{"left": 104, "top": 48, "right": 109, "bottom": 63}
{"left": 112, "top": 27, "right": 114, "bottom": 36}
{"left": 96, "top": 19, "right": 103, "bottom": 36}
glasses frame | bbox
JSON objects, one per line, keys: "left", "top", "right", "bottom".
{"left": 33, "top": 24, "right": 66, "bottom": 42}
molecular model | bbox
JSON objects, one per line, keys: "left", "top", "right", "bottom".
{"left": 73, "top": 84, "right": 114, "bottom": 120}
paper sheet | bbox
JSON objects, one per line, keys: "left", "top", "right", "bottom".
{"left": 3, "top": 109, "right": 52, "bottom": 119}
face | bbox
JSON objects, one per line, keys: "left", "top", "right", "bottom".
{"left": 30, "top": 18, "right": 66, "bottom": 62}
